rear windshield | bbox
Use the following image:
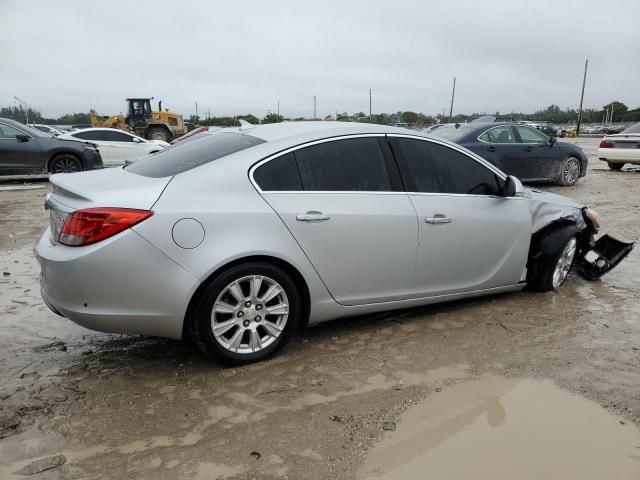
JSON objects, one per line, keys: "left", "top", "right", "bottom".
{"left": 127, "top": 132, "right": 265, "bottom": 177}
{"left": 622, "top": 122, "right": 640, "bottom": 134}
{"left": 430, "top": 125, "right": 472, "bottom": 142}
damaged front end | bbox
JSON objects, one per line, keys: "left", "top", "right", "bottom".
{"left": 575, "top": 208, "right": 635, "bottom": 281}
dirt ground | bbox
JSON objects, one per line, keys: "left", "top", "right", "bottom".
{"left": 0, "top": 137, "right": 639, "bottom": 479}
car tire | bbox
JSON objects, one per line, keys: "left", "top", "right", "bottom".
{"left": 557, "top": 156, "right": 581, "bottom": 186}
{"left": 191, "top": 262, "right": 301, "bottom": 365}
{"left": 147, "top": 127, "right": 172, "bottom": 143}
{"left": 607, "top": 162, "right": 624, "bottom": 171}
{"left": 526, "top": 226, "right": 578, "bottom": 292}
{"left": 49, "top": 154, "right": 83, "bottom": 174}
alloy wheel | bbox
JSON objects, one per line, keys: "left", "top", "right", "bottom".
{"left": 210, "top": 275, "right": 289, "bottom": 354}
{"left": 563, "top": 158, "right": 580, "bottom": 185}
{"left": 53, "top": 157, "right": 80, "bottom": 173}
{"left": 552, "top": 237, "right": 577, "bottom": 289}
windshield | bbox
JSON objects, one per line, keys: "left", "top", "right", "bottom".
{"left": 622, "top": 122, "right": 640, "bottom": 134}
{"left": 127, "top": 131, "right": 266, "bottom": 178}
{"left": 430, "top": 125, "right": 472, "bottom": 142}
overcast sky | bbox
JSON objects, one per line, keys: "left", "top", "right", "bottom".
{"left": 1, "top": 0, "right": 638, "bottom": 119}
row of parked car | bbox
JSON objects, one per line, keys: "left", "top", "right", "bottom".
{"left": 2, "top": 116, "right": 639, "bottom": 179}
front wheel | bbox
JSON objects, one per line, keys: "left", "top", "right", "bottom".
{"left": 607, "top": 162, "right": 624, "bottom": 171}
{"left": 191, "top": 262, "right": 301, "bottom": 365}
{"left": 557, "top": 156, "right": 581, "bottom": 186}
{"left": 147, "top": 126, "right": 173, "bottom": 143}
{"left": 49, "top": 154, "right": 83, "bottom": 173}
{"left": 527, "top": 227, "right": 578, "bottom": 292}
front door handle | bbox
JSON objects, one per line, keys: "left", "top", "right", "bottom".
{"left": 296, "top": 211, "right": 330, "bottom": 222}
{"left": 425, "top": 214, "right": 452, "bottom": 224}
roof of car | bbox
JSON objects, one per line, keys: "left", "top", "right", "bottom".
{"left": 237, "top": 121, "right": 425, "bottom": 142}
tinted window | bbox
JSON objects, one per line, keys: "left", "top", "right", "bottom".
{"left": 254, "top": 153, "right": 302, "bottom": 191}
{"left": 480, "top": 126, "right": 517, "bottom": 143}
{"left": 73, "top": 131, "right": 104, "bottom": 141}
{"left": 103, "top": 130, "right": 134, "bottom": 142}
{"left": 295, "top": 138, "right": 391, "bottom": 191}
{"left": 394, "top": 138, "right": 503, "bottom": 196}
{"left": 127, "top": 132, "right": 265, "bottom": 178}
{"left": 0, "top": 123, "right": 24, "bottom": 139}
{"left": 515, "top": 126, "right": 548, "bottom": 144}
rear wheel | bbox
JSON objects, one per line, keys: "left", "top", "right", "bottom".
{"left": 607, "top": 162, "right": 624, "bottom": 171}
{"left": 147, "top": 126, "right": 172, "bottom": 143}
{"left": 191, "top": 262, "right": 301, "bottom": 365}
{"left": 49, "top": 154, "right": 82, "bottom": 173}
{"left": 527, "top": 226, "right": 578, "bottom": 292}
{"left": 557, "top": 156, "right": 581, "bottom": 186}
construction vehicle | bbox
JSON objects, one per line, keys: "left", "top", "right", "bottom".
{"left": 89, "top": 97, "right": 186, "bottom": 142}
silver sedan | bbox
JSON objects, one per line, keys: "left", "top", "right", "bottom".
{"left": 36, "top": 122, "right": 633, "bottom": 364}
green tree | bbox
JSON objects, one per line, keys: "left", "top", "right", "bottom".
{"left": 262, "top": 113, "right": 284, "bottom": 124}
{"left": 400, "top": 111, "right": 419, "bottom": 124}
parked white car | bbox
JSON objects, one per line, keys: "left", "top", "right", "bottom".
{"left": 58, "top": 128, "right": 168, "bottom": 166}
{"left": 28, "top": 124, "right": 64, "bottom": 136}
{"left": 598, "top": 122, "right": 640, "bottom": 170}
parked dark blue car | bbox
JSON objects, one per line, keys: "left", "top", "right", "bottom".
{"left": 429, "top": 122, "right": 588, "bottom": 186}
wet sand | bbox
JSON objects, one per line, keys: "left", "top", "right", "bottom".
{"left": 0, "top": 137, "right": 639, "bottom": 479}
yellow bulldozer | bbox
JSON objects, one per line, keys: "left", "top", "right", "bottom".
{"left": 90, "top": 97, "right": 186, "bottom": 142}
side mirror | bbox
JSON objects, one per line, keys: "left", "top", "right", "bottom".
{"left": 16, "top": 134, "right": 30, "bottom": 142}
{"left": 132, "top": 137, "right": 142, "bottom": 143}
{"left": 503, "top": 175, "right": 525, "bottom": 197}
{"left": 549, "top": 136, "right": 557, "bottom": 146}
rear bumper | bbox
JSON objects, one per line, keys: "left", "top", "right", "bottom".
{"left": 36, "top": 227, "right": 199, "bottom": 339}
{"left": 597, "top": 148, "right": 640, "bottom": 163}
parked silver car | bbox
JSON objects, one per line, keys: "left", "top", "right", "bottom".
{"left": 36, "top": 122, "right": 633, "bottom": 364}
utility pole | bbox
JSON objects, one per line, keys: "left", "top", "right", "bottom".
{"left": 576, "top": 59, "right": 588, "bottom": 136}
{"left": 369, "top": 88, "right": 372, "bottom": 123}
{"left": 195, "top": 101, "right": 198, "bottom": 121}
{"left": 277, "top": 100, "right": 280, "bottom": 118}
{"left": 448, "top": 77, "right": 456, "bottom": 122}
{"left": 313, "top": 95, "right": 317, "bottom": 120}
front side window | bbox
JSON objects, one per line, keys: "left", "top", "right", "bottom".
{"left": 515, "top": 126, "right": 548, "bottom": 144}
{"left": 73, "top": 131, "right": 104, "bottom": 141}
{"left": 394, "top": 138, "right": 503, "bottom": 196}
{"left": 127, "top": 132, "right": 265, "bottom": 178}
{"left": 480, "top": 126, "right": 517, "bottom": 143}
{"left": 0, "top": 123, "right": 24, "bottom": 139}
{"left": 254, "top": 153, "right": 302, "bottom": 191}
{"left": 294, "top": 137, "right": 391, "bottom": 191}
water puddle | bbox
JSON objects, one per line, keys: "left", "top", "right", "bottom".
{"left": 360, "top": 378, "right": 640, "bottom": 479}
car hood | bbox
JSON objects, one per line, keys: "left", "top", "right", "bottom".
{"left": 525, "top": 187, "right": 586, "bottom": 233}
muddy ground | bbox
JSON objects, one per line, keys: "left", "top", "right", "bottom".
{"left": 0, "top": 137, "right": 639, "bottom": 479}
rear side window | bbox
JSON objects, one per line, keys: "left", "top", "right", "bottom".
{"left": 127, "top": 132, "right": 265, "bottom": 178}
{"left": 480, "top": 126, "right": 517, "bottom": 143}
{"left": 73, "top": 131, "right": 104, "bottom": 141}
{"left": 294, "top": 138, "right": 391, "bottom": 191}
{"left": 393, "top": 138, "right": 503, "bottom": 196}
{"left": 254, "top": 153, "right": 302, "bottom": 191}
{"left": 103, "top": 130, "right": 134, "bottom": 142}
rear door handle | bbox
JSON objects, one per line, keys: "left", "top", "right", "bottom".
{"left": 425, "top": 214, "right": 452, "bottom": 224}
{"left": 296, "top": 211, "right": 330, "bottom": 222}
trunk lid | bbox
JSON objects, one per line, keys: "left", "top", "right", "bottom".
{"left": 45, "top": 167, "right": 171, "bottom": 244}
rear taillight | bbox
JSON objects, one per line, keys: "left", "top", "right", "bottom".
{"left": 599, "top": 140, "right": 614, "bottom": 148}
{"left": 58, "top": 208, "right": 153, "bottom": 246}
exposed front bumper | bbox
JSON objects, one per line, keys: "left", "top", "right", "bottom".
{"left": 36, "top": 227, "right": 199, "bottom": 339}
{"left": 576, "top": 234, "right": 635, "bottom": 281}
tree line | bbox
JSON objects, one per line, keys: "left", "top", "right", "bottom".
{"left": 3, "top": 101, "right": 640, "bottom": 128}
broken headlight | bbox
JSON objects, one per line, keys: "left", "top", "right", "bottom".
{"left": 584, "top": 208, "right": 601, "bottom": 231}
